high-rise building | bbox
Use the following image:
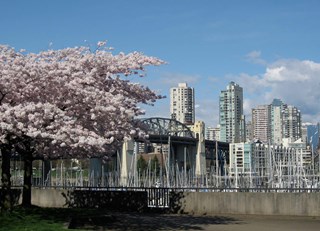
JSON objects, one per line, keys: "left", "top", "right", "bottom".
{"left": 271, "top": 99, "right": 284, "bottom": 145}
{"left": 252, "top": 105, "right": 271, "bottom": 143}
{"left": 252, "top": 99, "right": 302, "bottom": 145}
{"left": 219, "top": 82, "right": 246, "bottom": 143}
{"left": 282, "top": 105, "right": 301, "bottom": 141}
{"left": 170, "top": 83, "right": 195, "bottom": 125}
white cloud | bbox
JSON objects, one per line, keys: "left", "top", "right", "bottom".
{"left": 245, "top": 50, "right": 267, "bottom": 66}
{"left": 235, "top": 59, "right": 320, "bottom": 123}
{"left": 264, "top": 66, "right": 287, "bottom": 82}
{"left": 235, "top": 73, "right": 266, "bottom": 94}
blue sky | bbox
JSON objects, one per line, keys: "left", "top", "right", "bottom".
{"left": 1, "top": 0, "right": 320, "bottom": 127}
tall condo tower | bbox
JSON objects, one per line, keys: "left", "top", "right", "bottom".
{"left": 252, "top": 99, "right": 302, "bottom": 145}
{"left": 219, "top": 82, "right": 246, "bottom": 143}
{"left": 170, "top": 83, "right": 195, "bottom": 125}
{"left": 282, "top": 105, "right": 301, "bottom": 141}
{"left": 252, "top": 104, "right": 272, "bottom": 143}
{"left": 271, "top": 98, "right": 284, "bottom": 144}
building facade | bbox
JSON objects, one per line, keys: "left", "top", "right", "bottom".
{"left": 206, "top": 126, "right": 220, "bottom": 141}
{"left": 229, "top": 143, "right": 252, "bottom": 176}
{"left": 252, "top": 104, "right": 271, "bottom": 143}
{"left": 219, "top": 82, "right": 246, "bottom": 143}
{"left": 270, "top": 98, "right": 284, "bottom": 145}
{"left": 246, "top": 121, "right": 253, "bottom": 142}
{"left": 170, "top": 83, "right": 195, "bottom": 125}
{"left": 282, "top": 105, "right": 302, "bottom": 141}
{"left": 305, "top": 123, "right": 320, "bottom": 153}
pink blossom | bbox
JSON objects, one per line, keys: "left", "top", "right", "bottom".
{"left": 0, "top": 43, "right": 165, "bottom": 159}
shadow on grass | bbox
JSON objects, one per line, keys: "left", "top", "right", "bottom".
{"left": 1, "top": 207, "right": 243, "bottom": 230}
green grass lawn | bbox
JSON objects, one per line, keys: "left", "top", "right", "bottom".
{"left": 0, "top": 207, "right": 91, "bottom": 231}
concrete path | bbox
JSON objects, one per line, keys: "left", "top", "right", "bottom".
{"left": 100, "top": 212, "right": 320, "bottom": 231}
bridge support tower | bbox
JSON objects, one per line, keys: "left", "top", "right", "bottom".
{"left": 120, "top": 139, "right": 136, "bottom": 186}
{"left": 193, "top": 121, "right": 206, "bottom": 176}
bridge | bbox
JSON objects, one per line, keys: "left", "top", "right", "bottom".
{"left": 119, "top": 117, "right": 229, "bottom": 186}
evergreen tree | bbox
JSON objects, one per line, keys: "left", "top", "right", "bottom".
{"left": 136, "top": 155, "right": 147, "bottom": 175}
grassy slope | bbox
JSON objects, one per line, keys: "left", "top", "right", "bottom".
{"left": 0, "top": 207, "right": 89, "bottom": 231}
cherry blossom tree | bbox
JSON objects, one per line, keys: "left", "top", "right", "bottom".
{"left": 0, "top": 42, "right": 165, "bottom": 210}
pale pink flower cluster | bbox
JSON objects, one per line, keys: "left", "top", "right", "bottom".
{"left": 0, "top": 43, "right": 165, "bottom": 158}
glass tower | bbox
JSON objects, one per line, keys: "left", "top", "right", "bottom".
{"left": 219, "top": 82, "right": 246, "bottom": 143}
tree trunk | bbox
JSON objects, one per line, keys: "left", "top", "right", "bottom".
{"left": 1, "top": 147, "right": 12, "bottom": 211}
{"left": 21, "top": 151, "right": 33, "bottom": 208}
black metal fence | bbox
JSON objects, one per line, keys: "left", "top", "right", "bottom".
{"left": 56, "top": 186, "right": 171, "bottom": 208}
